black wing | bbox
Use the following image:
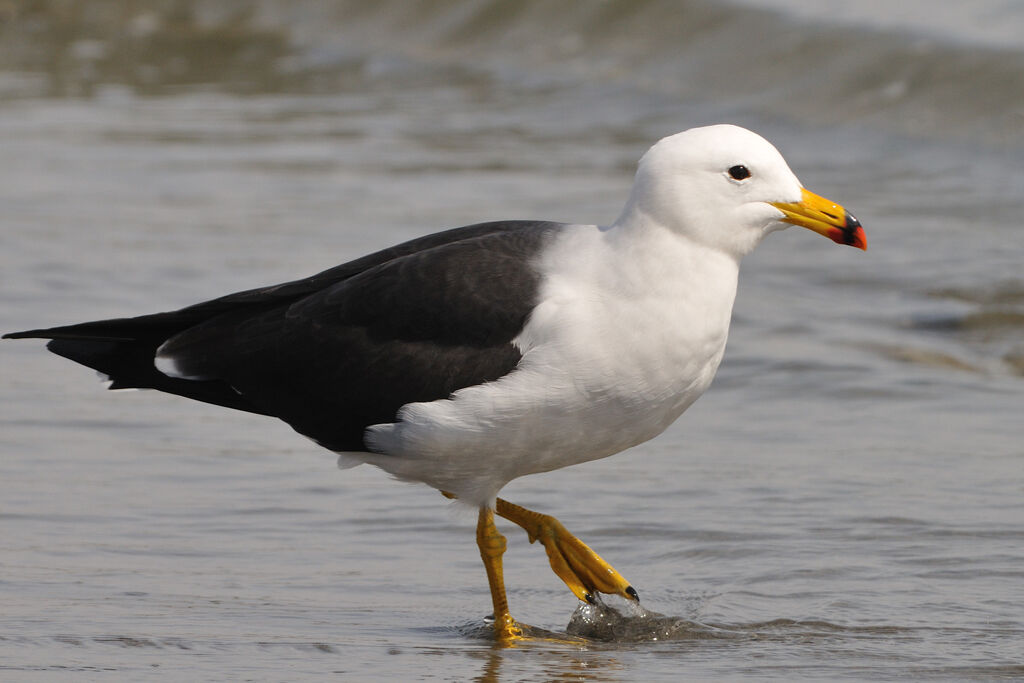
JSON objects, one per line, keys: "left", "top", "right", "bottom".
{"left": 5, "top": 221, "right": 560, "bottom": 451}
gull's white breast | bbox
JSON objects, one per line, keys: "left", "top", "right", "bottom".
{"left": 362, "top": 222, "right": 740, "bottom": 504}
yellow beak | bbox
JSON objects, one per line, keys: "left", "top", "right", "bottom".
{"left": 770, "top": 188, "right": 867, "bottom": 250}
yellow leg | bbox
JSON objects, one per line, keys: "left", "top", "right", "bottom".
{"left": 476, "top": 506, "right": 524, "bottom": 642}
{"left": 496, "top": 498, "right": 638, "bottom": 605}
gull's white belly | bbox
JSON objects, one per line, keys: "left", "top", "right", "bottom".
{"left": 360, "top": 224, "right": 740, "bottom": 504}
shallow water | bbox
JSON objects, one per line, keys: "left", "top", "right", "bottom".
{"left": 2, "top": 1, "right": 1023, "bottom": 680}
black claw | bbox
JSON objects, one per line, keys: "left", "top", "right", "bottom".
{"left": 584, "top": 592, "right": 596, "bottom": 605}
{"left": 625, "top": 586, "right": 639, "bottom": 601}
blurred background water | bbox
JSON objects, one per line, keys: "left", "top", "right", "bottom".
{"left": 1, "top": 1, "right": 1022, "bottom": 679}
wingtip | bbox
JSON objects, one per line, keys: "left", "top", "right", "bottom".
{"left": 3, "top": 330, "right": 41, "bottom": 340}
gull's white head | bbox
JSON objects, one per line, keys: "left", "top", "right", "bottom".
{"left": 617, "top": 124, "right": 865, "bottom": 259}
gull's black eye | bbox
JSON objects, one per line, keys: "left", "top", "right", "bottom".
{"left": 728, "top": 165, "right": 751, "bottom": 181}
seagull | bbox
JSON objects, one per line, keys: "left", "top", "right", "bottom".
{"left": 5, "top": 124, "right": 865, "bottom": 641}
